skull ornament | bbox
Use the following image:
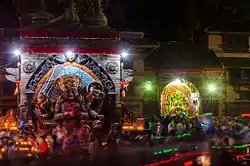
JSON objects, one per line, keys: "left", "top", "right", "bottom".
{"left": 105, "top": 62, "right": 119, "bottom": 74}
{"left": 23, "top": 61, "right": 36, "bottom": 73}
{"left": 87, "top": 81, "right": 105, "bottom": 99}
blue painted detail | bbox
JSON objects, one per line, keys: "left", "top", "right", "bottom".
{"left": 18, "top": 119, "right": 25, "bottom": 129}
{"left": 37, "top": 65, "right": 98, "bottom": 97}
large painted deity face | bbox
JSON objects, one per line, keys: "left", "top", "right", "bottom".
{"left": 161, "top": 80, "right": 199, "bottom": 117}
{"left": 168, "top": 91, "right": 189, "bottom": 116}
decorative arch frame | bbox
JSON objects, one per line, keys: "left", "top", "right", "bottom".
{"left": 25, "top": 54, "right": 116, "bottom": 94}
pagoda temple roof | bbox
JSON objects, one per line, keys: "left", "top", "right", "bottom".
{"left": 219, "top": 57, "right": 250, "bottom": 68}
{"left": 207, "top": 20, "right": 250, "bottom": 34}
{"left": 145, "top": 41, "right": 222, "bottom": 71}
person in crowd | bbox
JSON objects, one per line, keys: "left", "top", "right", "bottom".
{"left": 168, "top": 120, "right": 176, "bottom": 135}
{"left": 38, "top": 136, "right": 49, "bottom": 158}
{"left": 107, "top": 123, "right": 120, "bottom": 151}
{"left": 149, "top": 115, "right": 158, "bottom": 135}
{"left": 129, "top": 112, "right": 134, "bottom": 124}
{"left": 123, "top": 112, "right": 129, "bottom": 124}
{"left": 176, "top": 122, "right": 184, "bottom": 134}
{"left": 62, "top": 134, "right": 70, "bottom": 152}
{"left": 156, "top": 121, "right": 163, "bottom": 136}
{"left": 7, "top": 143, "right": 16, "bottom": 160}
{"left": 53, "top": 122, "right": 67, "bottom": 144}
{"left": 51, "top": 135, "right": 61, "bottom": 154}
{"left": 89, "top": 120, "right": 103, "bottom": 155}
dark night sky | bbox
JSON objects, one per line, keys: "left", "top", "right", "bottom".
{"left": 0, "top": 0, "right": 250, "bottom": 41}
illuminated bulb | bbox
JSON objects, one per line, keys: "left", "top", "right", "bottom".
{"left": 14, "top": 50, "right": 21, "bottom": 56}
{"left": 208, "top": 84, "right": 217, "bottom": 93}
{"left": 173, "top": 79, "right": 182, "bottom": 85}
{"left": 121, "top": 51, "right": 128, "bottom": 57}
{"left": 66, "top": 51, "right": 74, "bottom": 56}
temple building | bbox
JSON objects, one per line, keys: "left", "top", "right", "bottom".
{"left": 124, "top": 41, "right": 224, "bottom": 117}
{"left": 207, "top": 22, "right": 250, "bottom": 115}
{"left": 0, "top": 3, "right": 20, "bottom": 111}
{"left": 0, "top": 0, "right": 157, "bottom": 126}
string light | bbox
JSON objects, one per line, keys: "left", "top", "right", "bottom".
{"left": 184, "top": 161, "right": 193, "bottom": 166}
{"left": 144, "top": 152, "right": 209, "bottom": 166}
{"left": 20, "top": 30, "right": 120, "bottom": 40}
{"left": 153, "top": 148, "right": 178, "bottom": 155}
{"left": 153, "top": 133, "right": 192, "bottom": 140}
{"left": 212, "top": 144, "right": 248, "bottom": 149}
{"left": 23, "top": 47, "right": 121, "bottom": 55}
{"left": 241, "top": 113, "right": 250, "bottom": 117}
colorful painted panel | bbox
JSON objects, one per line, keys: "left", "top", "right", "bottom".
{"left": 34, "top": 62, "right": 100, "bottom": 102}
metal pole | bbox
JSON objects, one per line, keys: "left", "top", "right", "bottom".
{"left": 120, "top": 59, "right": 123, "bottom": 118}
{"left": 17, "top": 54, "right": 21, "bottom": 117}
{"left": 155, "top": 73, "right": 159, "bottom": 116}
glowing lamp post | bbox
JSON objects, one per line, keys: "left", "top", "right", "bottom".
{"left": 207, "top": 84, "right": 217, "bottom": 93}
{"left": 121, "top": 51, "right": 128, "bottom": 58}
{"left": 66, "top": 51, "right": 75, "bottom": 61}
{"left": 144, "top": 81, "right": 153, "bottom": 91}
{"left": 120, "top": 51, "right": 128, "bottom": 99}
{"left": 120, "top": 51, "right": 128, "bottom": 117}
{"left": 120, "top": 51, "right": 128, "bottom": 94}
{"left": 14, "top": 50, "right": 21, "bottom": 56}
{"left": 13, "top": 49, "right": 22, "bottom": 114}
{"left": 173, "top": 79, "right": 182, "bottom": 85}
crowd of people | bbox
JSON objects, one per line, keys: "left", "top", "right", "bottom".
{"left": 0, "top": 110, "right": 121, "bottom": 161}
{"left": 0, "top": 108, "right": 250, "bottom": 166}
{"left": 146, "top": 114, "right": 250, "bottom": 146}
